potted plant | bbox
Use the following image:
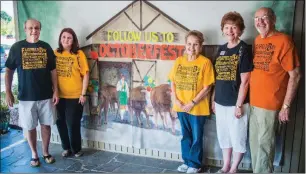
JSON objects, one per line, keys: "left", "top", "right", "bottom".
{"left": 0, "top": 97, "right": 10, "bottom": 134}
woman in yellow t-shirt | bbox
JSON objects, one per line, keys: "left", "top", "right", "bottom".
{"left": 168, "top": 30, "right": 215, "bottom": 173}
{"left": 54, "top": 28, "right": 89, "bottom": 158}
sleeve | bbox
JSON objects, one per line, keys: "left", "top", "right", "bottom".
{"left": 168, "top": 58, "right": 179, "bottom": 81}
{"left": 203, "top": 59, "right": 215, "bottom": 87}
{"left": 280, "top": 39, "right": 300, "bottom": 71}
{"left": 78, "top": 50, "right": 89, "bottom": 76}
{"left": 5, "top": 43, "right": 17, "bottom": 70}
{"left": 46, "top": 45, "right": 56, "bottom": 71}
{"left": 116, "top": 80, "right": 121, "bottom": 91}
{"left": 239, "top": 45, "right": 253, "bottom": 73}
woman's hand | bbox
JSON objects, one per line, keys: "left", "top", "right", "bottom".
{"left": 182, "top": 101, "right": 195, "bottom": 113}
{"left": 211, "top": 102, "right": 215, "bottom": 114}
{"left": 235, "top": 107, "right": 243, "bottom": 119}
{"left": 79, "top": 95, "right": 86, "bottom": 105}
{"left": 175, "top": 99, "right": 184, "bottom": 110}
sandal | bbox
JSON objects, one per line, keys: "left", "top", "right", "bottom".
{"left": 217, "top": 169, "right": 226, "bottom": 173}
{"left": 42, "top": 155, "right": 55, "bottom": 164}
{"left": 62, "top": 150, "right": 71, "bottom": 157}
{"left": 30, "top": 158, "right": 40, "bottom": 167}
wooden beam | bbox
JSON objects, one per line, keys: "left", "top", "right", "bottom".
{"left": 298, "top": 125, "right": 305, "bottom": 173}
{"left": 124, "top": 12, "right": 141, "bottom": 31}
{"left": 140, "top": 0, "right": 143, "bottom": 30}
{"left": 143, "top": 13, "right": 161, "bottom": 31}
{"left": 281, "top": 0, "right": 305, "bottom": 172}
{"left": 290, "top": 0, "right": 305, "bottom": 171}
{"left": 86, "top": 0, "right": 139, "bottom": 40}
{"left": 143, "top": 0, "right": 190, "bottom": 32}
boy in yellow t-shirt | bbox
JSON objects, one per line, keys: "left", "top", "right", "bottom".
{"left": 169, "top": 30, "right": 215, "bottom": 173}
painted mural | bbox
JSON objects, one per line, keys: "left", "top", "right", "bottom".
{"left": 17, "top": 0, "right": 297, "bottom": 166}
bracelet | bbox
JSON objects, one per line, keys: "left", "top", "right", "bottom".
{"left": 191, "top": 100, "right": 196, "bottom": 105}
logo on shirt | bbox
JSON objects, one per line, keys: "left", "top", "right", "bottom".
{"left": 56, "top": 56, "right": 74, "bottom": 77}
{"left": 215, "top": 54, "right": 239, "bottom": 81}
{"left": 22, "top": 47, "right": 47, "bottom": 69}
{"left": 175, "top": 65, "right": 200, "bottom": 91}
{"left": 254, "top": 43, "right": 275, "bottom": 71}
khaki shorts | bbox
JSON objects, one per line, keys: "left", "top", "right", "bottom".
{"left": 18, "top": 99, "right": 57, "bottom": 130}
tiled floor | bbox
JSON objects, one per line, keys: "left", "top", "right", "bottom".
{"left": 1, "top": 129, "right": 249, "bottom": 173}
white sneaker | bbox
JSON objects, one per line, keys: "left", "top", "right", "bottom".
{"left": 177, "top": 164, "right": 189, "bottom": 173}
{"left": 74, "top": 151, "right": 84, "bottom": 157}
{"left": 186, "top": 167, "right": 201, "bottom": 173}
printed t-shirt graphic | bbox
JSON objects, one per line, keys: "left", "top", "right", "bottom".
{"left": 54, "top": 50, "right": 89, "bottom": 98}
{"left": 22, "top": 47, "right": 48, "bottom": 69}
{"left": 214, "top": 40, "right": 253, "bottom": 106}
{"left": 168, "top": 54, "right": 215, "bottom": 116}
{"left": 250, "top": 32, "right": 300, "bottom": 110}
{"left": 5, "top": 40, "right": 56, "bottom": 101}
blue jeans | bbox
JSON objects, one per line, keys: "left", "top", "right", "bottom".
{"left": 177, "top": 112, "right": 207, "bottom": 168}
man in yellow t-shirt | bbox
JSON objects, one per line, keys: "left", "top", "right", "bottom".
{"left": 168, "top": 30, "right": 215, "bottom": 173}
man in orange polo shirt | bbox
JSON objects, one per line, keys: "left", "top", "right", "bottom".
{"left": 249, "top": 7, "right": 301, "bottom": 173}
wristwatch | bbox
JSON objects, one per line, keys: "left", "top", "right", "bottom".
{"left": 283, "top": 104, "right": 290, "bottom": 109}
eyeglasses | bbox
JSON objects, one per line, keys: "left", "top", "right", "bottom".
{"left": 26, "top": 27, "right": 41, "bottom": 31}
{"left": 254, "top": 15, "right": 270, "bottom": 22}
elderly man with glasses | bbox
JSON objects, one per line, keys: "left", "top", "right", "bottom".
{"left": 249, "top": 7, "right": 301, "bottom": 173}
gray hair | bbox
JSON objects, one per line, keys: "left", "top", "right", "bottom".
{"left": 258, "top": 7, "right": 276, "bottom": 22}
{"left": 24, "top": 18, "right": 42, "bottom": 29}
{"left": 265, "top": 7, "right": 276, "bottom": 21}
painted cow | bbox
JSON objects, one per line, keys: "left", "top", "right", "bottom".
{"left": 98, "top": 84, "right": 119, "bottom": 124}
{"left": 150, "top": 84, "right": 177, "bottom": 133}
{"left": 128, "top": 86, "right": 151, "bottom": 128}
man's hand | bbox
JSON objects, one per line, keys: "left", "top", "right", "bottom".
{"left": 279, "top": 108, "right": 290, "bottom": 124}
{"left": 6, "top": 91, "right": 15, "bottom": 107}
{"left": 79, "top": 95, "right": 86, "bottom": 105}
{"left": 182, "top": 102, "right": 195, "bottom": 113}
{"left": 52, "top": 91, "right": 59, "bottom": 105}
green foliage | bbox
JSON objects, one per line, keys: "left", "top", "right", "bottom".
{"left": 0, "top": 11, "right": 12, "bottom": 23}
{"left": 0, "top": 92, "right": 10, "bottom": 124}
{"left": 1, "top": 10, "right": 14, "bottom": 36}
{"left": 0, "top": 84, "right": 19, "bottom": 107}
{"left": 12, "top": 84, "right": 19, "bottom": 104}
{"left": 1, "top": 20, "right": 14, "bottom": 35}
{"left": 0, "top": 95, "right": 9, "bottom": 112}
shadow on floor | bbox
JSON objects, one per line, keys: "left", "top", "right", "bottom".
{"left": 1, "top": 129, "right": 252, "bottom": 173}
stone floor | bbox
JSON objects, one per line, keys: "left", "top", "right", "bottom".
{"left": 0, "top": 129, "right": 249, "bottom": 173}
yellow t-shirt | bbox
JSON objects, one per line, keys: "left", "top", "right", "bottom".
{"left": 54, "top": 50, "right": 89, "bottom": 98}
{"left": 168, "top": 54, "right": 215, "bottom": 116}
